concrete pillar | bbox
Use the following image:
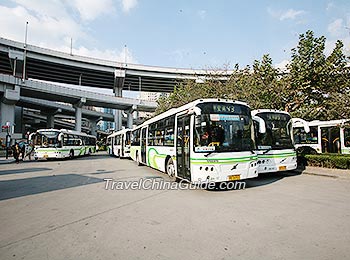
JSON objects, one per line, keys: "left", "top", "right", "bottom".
{"left": 14, "top": 106, "right": 23, "bottom": 134}
{"left": 75, "top": 106, "right": 82, "bottom": 132}
{"left": 125, "top": 105, "right": 137, "bottom": 129}
{"left": 89, "top": 117, "right": 102, "bottom": 136}
{"left": 114, "top": 110, "right": 122, "bottom": 131}
{"left": 0, "top": 86, "right": 20, "bottom": 135}
{"left": 114, "top": 85, "right": 123, "bottom": 131}
{"left": 47, "top": 114, "right": 55, "bottom": 128}
{"left": 0, "top": 102, "right": 16, "bottom": 133}
{"left": 42, "top": 108, "right": 62, "bottom": 129}
{"left": 127, "top": 112, "right": 133, "bottom": 129}
{"left": 74, "top": 98, "right": 86, "bottom": 132}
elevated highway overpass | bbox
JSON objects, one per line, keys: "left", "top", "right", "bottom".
{"left": 0, "top": 37, "right": 231, "bottom": 92}
{"left": 0, "top": 36, "right": 230, "bottom": 142}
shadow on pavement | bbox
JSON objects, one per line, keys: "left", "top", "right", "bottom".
{"left": 0, "top": 174, "right": 103, "bottom": 201}
{"left": 0, "top": 168, "right": 52, "bottom": 176}
{"left": 205, "top": 171, "right": 300, "bottom": 192}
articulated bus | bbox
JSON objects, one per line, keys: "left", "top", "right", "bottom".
{"left": 252, "top": 109, "right": 309, "bottom": 173}
{"left": 29, "top": 129, "right": 96, "bottom": 160}
{"left": 293, "top": 119, "right": 350, "bottom": 154}
{"left": 107, "top": 129, "right": 132, "bottom": 158}
{"left": 130, "top": 99, "right": 264, "bottom": 183}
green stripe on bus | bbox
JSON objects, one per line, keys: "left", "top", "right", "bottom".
{"left": 257, "top": 153, "right": 296, "bottom": 159}
{"left": 190, "top": 155, "right": 257, "bottom": 161}
{"left": 190, "top": 158, "right": 256, "bottom": 165}
{"left": 147, "top": 148, "right": 167, "bottom": 169}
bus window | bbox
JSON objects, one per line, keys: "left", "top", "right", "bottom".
{"left": 345, "top": 128, "right": 350, "bottom": 147}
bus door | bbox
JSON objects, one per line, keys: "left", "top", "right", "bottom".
{"left": 176, "top": 115, "right": 191, "bottom": 180}
{"left": 111, "top": 137, "right": 114, "bottom": 155}
{"left": 121, "top": 134, "right": 124, "bottom": 157}
{"left": 321, "top": 127, "right": 340, "bottom": 153}
{"left": 141, "top": 127, "right": 147, "bottom": 164}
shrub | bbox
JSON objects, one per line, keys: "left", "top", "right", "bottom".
{"left": 302, "top": 154, "right": 350, "bottom": 169}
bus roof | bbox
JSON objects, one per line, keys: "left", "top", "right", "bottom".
{"left": 134, "top": 98, "right": 249, "bottom": 130}
{"left": 35, "top": 129, "right": 96, "bottom": 138}
{"left": 251, "top": 109, "right": 291, "bottom": 116}
{"left": 107, "top": 128, "right": 132, "bottom": 138}
{"left": 293, "top": 119, "right": 350, "bottom": 128}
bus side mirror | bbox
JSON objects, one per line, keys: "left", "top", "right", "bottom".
{"left": 189, "top": 107, "right": 201, "bottom": 115}
{"left": 252, "top": 116, "right": 266, "bottom": 134}
{"left": 292, "top": 118, "right": 310, "bottom": 133}
{"left": 58, "top": 133, "right": 63, "bottom": 141}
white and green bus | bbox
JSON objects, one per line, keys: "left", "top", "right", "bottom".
{"left": 293, "top": 119, "right": 350, "bottom": 154}
{"left": 107, "top": 129, "right": 132, "bottom": 158}
{"left": 252, "top": 109, "right": 309, "bottom": 173}
{"left": 29, "top": 129, "right": 96, "bottom": 160}
{"left": 130, "top": 99, "right": 264, "bottom": 183}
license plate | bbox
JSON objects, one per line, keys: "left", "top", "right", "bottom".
{"left": 228, "top": 175, "right": 240, "bottom": 181}
{"left": 43, "top": 154, "right": 48, "bottom": 158}
{"left": 279, "top": 166, "right": 286, "bottom": 171}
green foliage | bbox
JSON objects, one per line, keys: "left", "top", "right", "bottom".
{"left": 304, "top": 154, "right": 350, "bottom": 169}
{"left": 156, "top": 30, "right": 350, "bottom": 119}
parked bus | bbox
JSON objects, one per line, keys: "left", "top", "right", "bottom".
{"left": 293, "top": 119, "right": 350, "bottom": 154}
{"left": 252, "top": 109, "right": 309, "bottom": 173}
{"left": 29, "top": 129, "right": 96, "bottom": 159}
{"left": 130, "top": 99, "right": 264, "bottom": 183}
{"left": 107, "top": 129, "right": 132, "bottom": 158}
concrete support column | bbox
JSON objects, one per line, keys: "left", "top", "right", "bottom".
{"left": 114, "top": 110, "right": 122, "bottom": 131}
{"left": 125, "top": 105, "right": 137, "bottom": 129}
{"left": 74, "top": 98, "right": 86, "bottom": 132}
{"left": 89, "top": 117, "right": 102, "bottom": 136}
{"left": 0, "top": 86, "right": 20, "bottom": 135}
{"left": 75, "top": 106, "right": 82, "bottom": 132}
{"left": 127, "top": 112, "right": 133, "bottom": 129}
{"left": 42, "top": 108, "right": 62, "bottom": 129}
{"left": 47, "top": 114, "right": 55, "bottom": 128}
{"left": 0, "top": 102, "right": 16, "bottom": 133}
{"left": 114, "top": 86, "right": 123, "bottom": 131}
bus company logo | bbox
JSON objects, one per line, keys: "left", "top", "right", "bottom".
{"left": 206, "top": 159, "right": 219, "bottom": 163}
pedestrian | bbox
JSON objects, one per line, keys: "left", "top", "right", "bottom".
{"left": 21, "top": 143, "right": 26, "bottom": 161}
{"left": 12, "top": 142, "right": 21, "bottom": 164}
{"left": 25, "top": 142, "right": 34, "bottom": 161}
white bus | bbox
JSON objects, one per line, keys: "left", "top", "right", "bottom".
{"left": 130, "top": 99, "right": 264, "bottom": 183}
{"left": 29, "top": 129, "right": 96, "bottom": 160}
{"left": 107, "top": 129, "right": 132, "bottom": 158}
{"left": 293, "top": 119, "right": 350, "bottom": 154}
{"left": 252, "top": 109, "right": 309, "bottom": 173}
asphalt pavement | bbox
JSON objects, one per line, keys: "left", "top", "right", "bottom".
{"left": 0, "top": 152, "right": 350, "bottom": 260}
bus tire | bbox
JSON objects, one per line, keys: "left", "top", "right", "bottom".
{"left": 166, "top": 157, "right": 176, "bottom": 181}
{"left": 69, "top": 150, "right": 74, "bottom": 159}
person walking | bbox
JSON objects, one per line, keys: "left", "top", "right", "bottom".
{"left": 12, "top": 142, "right": 21, "bottom": 164}
{"left": 25, "top": 142, "right": 34, "bottom": 161}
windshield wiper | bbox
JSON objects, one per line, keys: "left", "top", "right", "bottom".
{"left": 263, "top": 148, "right": 272, "bottom": 154}
{"left": 204, "top": 151, "right": 216, "bottom": 157}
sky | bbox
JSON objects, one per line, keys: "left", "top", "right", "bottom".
{"left": 0, "top": 0, "right": 350, "bottom": 70}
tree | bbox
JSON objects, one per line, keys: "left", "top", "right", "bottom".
{"left": 156, "top": 30, "right": 350, "bottom": 120}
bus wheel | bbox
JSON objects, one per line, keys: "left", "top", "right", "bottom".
{"left": 166, "top": 158, "right": 176, "bottom": 181}
{"left": 69, "top": 150, "right": 74, "bottom": 159}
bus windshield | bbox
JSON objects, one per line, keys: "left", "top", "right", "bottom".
{"left": 194, "top": 103, "right": 253, "bottom": 152}
{"left": 32, "top": 131, "right": 61, "bottom": 147}
{"left": 256, "top": 112, "right": 293, "bottom": 150}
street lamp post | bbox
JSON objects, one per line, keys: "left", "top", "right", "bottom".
{"left": 22, "top": 21, "right": 28, "bottom": 81}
